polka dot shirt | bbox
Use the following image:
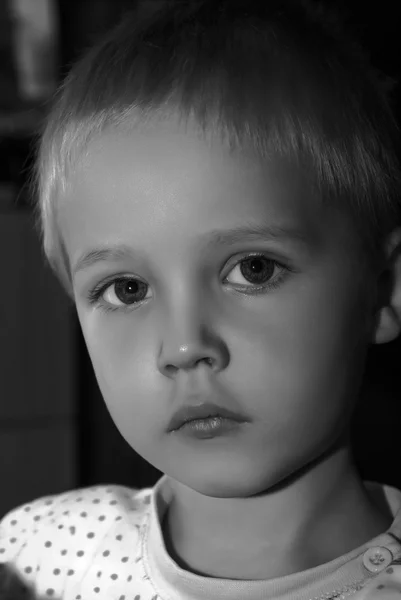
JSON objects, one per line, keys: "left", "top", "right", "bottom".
{"left": 1, "top": 478, "right": 401, "bottom": 600}
{"left": 0, "top": 483, "right": 159, "bottom": 600}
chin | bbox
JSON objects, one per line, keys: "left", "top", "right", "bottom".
{"left": 175, "top": 462, "right": 284, "bottom": 499}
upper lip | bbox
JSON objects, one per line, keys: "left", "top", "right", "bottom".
{"left": 167, "top": 401, "right": 249, "bottom": 432}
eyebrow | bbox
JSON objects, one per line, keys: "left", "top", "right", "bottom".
{"left": 72, "top": 222, "right": 309, "bottom": 276}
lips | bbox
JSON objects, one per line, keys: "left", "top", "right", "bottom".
{"left": 167, "top": 401, "right": 249, "bottom": 432}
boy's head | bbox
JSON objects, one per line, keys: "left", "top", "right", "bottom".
{"left": 35, "top": 0, "right": 401, "bottom": 497}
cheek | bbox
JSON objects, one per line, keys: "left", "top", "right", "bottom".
{"left": 78, "top": 314, "right": 162, "bottom": 438}
{"left": 269, "top": 267, "right": 363, "bottom": 368}
{"left": 81, "top": 313, "right": 152, "bottom": 385}
{"left": 230, "top": 274, "right": 364, "bottom": 423}
{"left": 90, "top": 345, "right": 162, "bottom": 459}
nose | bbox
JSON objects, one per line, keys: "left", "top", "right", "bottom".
{"left": 156, "top": 306, "right": 229, "bottom": 377}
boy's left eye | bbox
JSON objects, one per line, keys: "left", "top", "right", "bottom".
{"left": 225, "top": 255, "right": 277, "bottom": 287}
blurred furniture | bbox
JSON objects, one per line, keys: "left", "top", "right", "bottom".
{"left": 0, "top": 0, "right": 77, "bottom": 514}
{"left": 0, "top": 192, "right": 78, "bottom": 517}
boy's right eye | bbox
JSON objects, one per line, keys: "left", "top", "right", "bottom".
{"left": 87, "top": 277, "right": 150, "bottom": 311}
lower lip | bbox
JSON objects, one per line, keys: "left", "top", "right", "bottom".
{"left": 172, "top": 416, "right": 245, "bottom": 439}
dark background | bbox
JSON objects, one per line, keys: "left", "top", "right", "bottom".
{"left": 0, "top": 0, "right": 400, "bottom": 515}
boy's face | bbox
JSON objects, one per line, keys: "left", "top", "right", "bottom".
{"left": 59, "top": 119, "right": 372, "bottom": 497}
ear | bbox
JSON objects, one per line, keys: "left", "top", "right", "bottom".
{"left": 372, "top": 228, "right": 401, "bottom": 344}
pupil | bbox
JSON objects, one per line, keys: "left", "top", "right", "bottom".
{"left": 115, "top": 279, "right": 147, "bottom": 304}
{"left": 240, "top": 257, "right": 273, "bottom": 284}
{"left": 126, "top": 281, "right": 138, "bottom": 293}
{"left": 251, "top": 260, "right": 263, "bottom": 273}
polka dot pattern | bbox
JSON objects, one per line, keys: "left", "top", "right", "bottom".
{"left": 0, "top": 484, "right": 154, "bottom": 598}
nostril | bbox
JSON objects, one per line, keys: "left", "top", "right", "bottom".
{"left": 164, "top": 364, "right": 178, "bottom": 375}
{"left": 164, "top": 356, "right": 215, "bottom": 374}
{"left": 196, "top": 357, "right": 214, "bottom": 368}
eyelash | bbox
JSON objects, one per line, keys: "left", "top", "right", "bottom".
{"left": 86, "top": 254, "right": 292, "bottom": 314}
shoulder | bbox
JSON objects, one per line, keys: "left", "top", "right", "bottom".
{"left": 0, "top": 484, "right": 152, "bottom": 585}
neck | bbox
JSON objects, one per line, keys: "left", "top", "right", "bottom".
{"left": 162, "top": 440, "right": 392, "bottom": 580}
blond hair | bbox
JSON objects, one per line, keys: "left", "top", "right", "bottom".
{"left": 33, "top": 0, "right": 401, "bottom": 297}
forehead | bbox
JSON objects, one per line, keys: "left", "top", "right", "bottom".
{"left": 57, "top": 119, "right": 342, "bottom": 271}
{"left": 69, "top": 119, "right": 309, "bottom": 207}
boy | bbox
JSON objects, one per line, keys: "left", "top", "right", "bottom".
{"left": 1, "top": 0, "right": 401, "bottom": 598}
